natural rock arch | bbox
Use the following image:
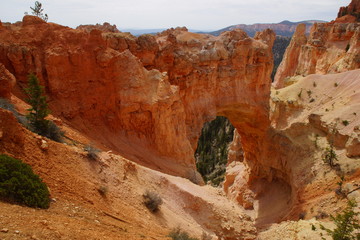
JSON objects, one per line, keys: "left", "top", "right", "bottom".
{"left": 0, "top": 17, "right": 276, "bottom": 179}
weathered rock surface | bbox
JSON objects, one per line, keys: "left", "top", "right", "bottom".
{"left": 0, "top": 63, "right": 16, "bottom": 99}
{"left": 338, "top": 0, "right": 360, "bottom": 21}
{"left": 0, "top": 16, "right": 275, "bottom": 180}
{"left": 76, "top": 22, "right": 120, "bottom": 33}
{"left": 267, "top": 69, "right": 360, "bottom": 224}
{"left": 274, "top": 19, "right": 360, "bottom": 88}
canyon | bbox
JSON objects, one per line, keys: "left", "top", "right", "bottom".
{"left": 0, "top": 0, "right": 360, "bottom": 239}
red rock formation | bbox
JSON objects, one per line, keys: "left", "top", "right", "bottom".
{"left": 0, "top": 64, "right": 16, "bottom": 99}
{"left": 0, "top": 16, "right": 276, "bottom": 180}
{"left": 338, "top": 0, "right": 360, "bottom": 21}
{"left": 274, "top": 21, "right": 360, "bottom": 88}
{"left": 76, "top": 22, "right": 120, "bottom": 33}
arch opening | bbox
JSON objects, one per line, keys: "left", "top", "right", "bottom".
{"left": 195, "top": 116, "right": 235, "bottom": 186}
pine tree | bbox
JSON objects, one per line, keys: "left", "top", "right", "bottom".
{"left": 320, "top": 200, "right": 360, "bottom": 240}
{"left": 25, "top": 74, "right": 50, "bottom": 135}
{"left": 30, "top": 1, "right": 48, "bottom": 22}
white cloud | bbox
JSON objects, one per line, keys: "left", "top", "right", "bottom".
{"left": 0, "top": 0, "right": 351, "bottom": 30}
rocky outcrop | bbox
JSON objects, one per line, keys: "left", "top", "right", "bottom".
{"left": 338, "top": 0, "right": 360, "bottom": 21}
{"left": 0, "top": 16, "right": 275, "bottom": 179}
{"left": 269, "top": 69, "right": 360, "bottom": 221}
{"left": 274, "top": 20, "right": 360, "bottom": 88}
{"left": 273, "top": 24, "right": 307, "bottom": 88}
{"left": 76, "top": 22, "right": 120, "bottom": 33}
{"left": 0, "top": 63, "right": 16, "bottom": 99}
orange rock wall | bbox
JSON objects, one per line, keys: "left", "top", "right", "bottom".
{"left": 274, "top": 21, "right": 360, "bottom": 88}
{"left": 0, "top": 16, "right": 275, "bottom": 178}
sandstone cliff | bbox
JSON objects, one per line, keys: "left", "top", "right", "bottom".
{"left": 338, "top": 0, "right": 360, "bottom": 21}
{"left": 274, "top": 20, "right": 360, "bottom": 88}
{"left": 0, "top": 16, "right": 275, "bottom": 181}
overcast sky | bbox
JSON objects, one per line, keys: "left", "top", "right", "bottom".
{"left": 0, "top": 0, "right": 351, "bottom": 31}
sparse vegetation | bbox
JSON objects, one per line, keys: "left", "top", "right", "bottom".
{"left": 29, "top": 1, "right": 48, "bottom": 21}
{"left": 143, "top": 190, "right": 163, "bottom": 213}
{"left": 307, "top": 90, "right": 312, "bottom": 98}
{"left": 167, "top": 228, "right": 199, "bottom": 240}
{"left": 25, "top": 74, "right": 64, "bottom": 142}
{"left": 342, "top": 120, "right": 349, "bottom": 126}
{"left": 98, "top": 186, "right": 108, "bottom": 196}
{"left": 334, "top": 83, "right": 339, "bottom": 87}
{"left": 319, "top": 200, "right": 360, "bottom": 240}
{"left": 84, "top": 144, "right": 100, "bottom": 160}
{"left": 345, "top": 43, "right": 350, "bottom": 52}
{"left": 0, "top": 154, "right": 50, "bottom": 208}
{"left": 323, "top": 144, "right": 338, "bottom": 168}
{"left": 298, "top": 88, "right": 303, "bottom": 98}
{"left": 195, "top": 116, "right": 234, "bottom": 186}
{"left": 335, "top": 175, "right": 346, "bottom": 198}
{"left": 271, "top": 36, "right": 291, "bottom": 80}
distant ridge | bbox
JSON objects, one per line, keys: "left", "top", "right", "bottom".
{"left": 208, "top": 20, "right": 327, "bottom": 37}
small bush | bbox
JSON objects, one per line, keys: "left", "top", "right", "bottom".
{"left": 84, "top": 144, "right": 100, "bottom": 160}
{"left": 168, "top": 228, "right": 199, "bottom": 240}
{"left": 298, "top": 88, "right": 303, "bottom": 98}
{"left": 342, "top": 120, "right": 349, "bottom": 126}
{"left": 307, "top": 90, "right": 312, "bottom": 98}
{"left": 143, "top": 190, "right": 162, "bottom": 213}
{"left": 98, "top": 186, "right": 108, "bottom": 196}
{"left": 35, "top": 120, "right": 64, "bottom": 143}
{"left": 345, "top": 43, "right": 350, "bottom": 52}
{"left": 0, "top": 154, "right": 50, "bottom": 208}
{"left": 334, "top": 83, "right": 339, "bottom": 87}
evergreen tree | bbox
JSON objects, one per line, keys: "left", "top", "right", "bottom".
{"left": 25, "top": 73, "right": 50, "bottom": 135}
{"left": 320, "top": 200, "right": 360, "bottom": 240}
{"left": 30, "top": 1, "right": 48, "bottom": 21}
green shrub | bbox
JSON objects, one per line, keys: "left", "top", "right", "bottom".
{"left": 98, "top": 186, "right": 108, "bottom": 196}
{"left": 143, "top": 190, "right": 162, "bottom": 213}
{"left": 342, "top": 120, "right": 349, "bottom": 126}
{"left": 0, "top": 154, "right": 50, "bottom": 208}
{"left": 345, "top": 43, "right": 350, "bottom": 52}
{"left": 84, "top": 144, "right": 100, "bottom": 160}
{"left": 167, "top": 228, "right": 199, "bottom": 240}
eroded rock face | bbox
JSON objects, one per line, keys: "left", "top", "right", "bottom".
{"left": 76, "top": 22, "right": 120, "bottom": 33}
{"left": 338, "top": 0, "right": 360, "bottom": 21}
{"left": 0, "top": 16, "right": 276, "bottom": 179}
{"left": 274, "top": 20, "right": 360, "bottom": 88}
{"left": 0, "top": 64, "right": 16, "bottom": 99}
